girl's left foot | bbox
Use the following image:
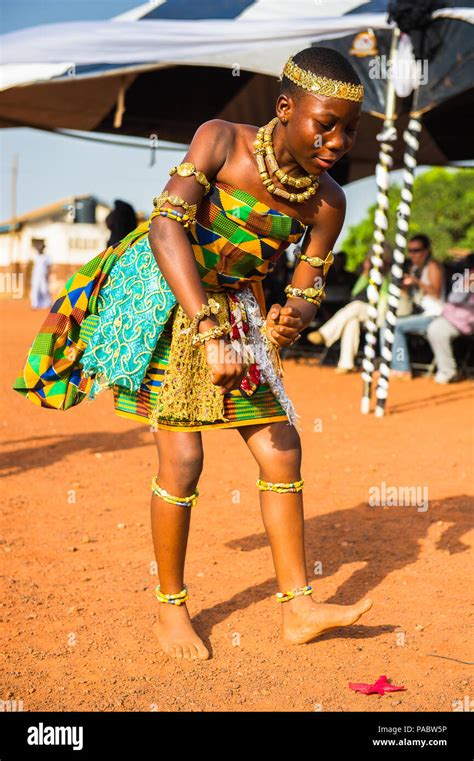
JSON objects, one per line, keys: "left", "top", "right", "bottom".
{"left": 281, "top": 595, "right": 373, "bottom": 645}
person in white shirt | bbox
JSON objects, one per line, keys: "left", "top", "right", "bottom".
{"left": 30, "top": 240, "right": 52, "bottom": 309}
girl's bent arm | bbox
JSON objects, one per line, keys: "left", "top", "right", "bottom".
{"left": 148, "top": 119, "right": 234, "bottom": 326}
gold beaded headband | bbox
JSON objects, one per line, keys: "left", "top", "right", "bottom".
{"left": 281, "top": 56, "right": 364, "bottom": 103}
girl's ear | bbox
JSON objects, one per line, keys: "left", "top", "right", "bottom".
{"left": 275, "top": 94, "right": 292, "bottom": 123}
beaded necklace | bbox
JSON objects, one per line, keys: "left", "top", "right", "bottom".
{"left": 253, "top": 117, "right": 319, "bottom": 204}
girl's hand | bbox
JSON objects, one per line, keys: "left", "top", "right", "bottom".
{"left": 200, "top": 318, "right": 247, "bottom": 394}
{"left": 204, "top": 339, "right": 247, "bottom": 394}
{"left": 266, "top": 304, "right": 304, "bottom": 348}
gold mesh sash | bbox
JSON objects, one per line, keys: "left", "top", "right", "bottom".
{"left": 150, "top": 291, "right": 232, "bottom": 426}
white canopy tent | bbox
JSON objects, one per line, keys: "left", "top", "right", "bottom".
{"left": 0, "top": 1, "right": 472, "bottom": 184}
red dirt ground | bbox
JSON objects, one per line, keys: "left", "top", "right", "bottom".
{"left": 1, "top": 298, "right": 473, "bottom": 712}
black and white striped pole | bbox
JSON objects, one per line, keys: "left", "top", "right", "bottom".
{"left": 374, "top": 105, "right": 422, "bottom": 417}
{"left": 360, "top": 129, "right": 396, "bottom": 414}
{"left": 360, "top": 27, "right": 400, "bottom": 415}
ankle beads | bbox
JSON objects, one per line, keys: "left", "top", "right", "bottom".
{"left": 276, "top": 584, "right": 313, "bottom": 603}
{"left": 151, "top": 476, "right": 199, "bottom": 507}
{"left": 256, "top": 478, "right": 304, "bottom": 493}
{"left": 155, "top": 585, "right": 189, "bottom": 605}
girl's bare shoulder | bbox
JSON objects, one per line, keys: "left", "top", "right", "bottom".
{"left": 192, "top": 119, "right": 237, "bottom": 152}
{"left": 304, "top": 172, "right": 346, "bottom": 227}
{"left": 318, "top": 172, "right": 346, "bottom": 211}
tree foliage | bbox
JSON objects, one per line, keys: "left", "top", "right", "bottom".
{"left": 341, "top": 167, "right": 474, "bottom": 271}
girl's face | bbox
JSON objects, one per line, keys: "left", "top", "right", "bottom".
{"left": 276, "top": 91, "right": 362, "bottom": 175}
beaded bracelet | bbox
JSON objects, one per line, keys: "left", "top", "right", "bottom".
{"left": 192, "top": 321, "right": 232, "bottom": 346}
{"left": 191, "top": 298, "right": 221, "bottom": 326}
{"left": 154, "top": 208, "right": 196, "bottom": 229}
{"left": 155, "top": 585, "right": 189, "bottom": 606}
{"left": 169, "top": 162, "right": 211, "bottom": 194}
{"left": 284, "top": 284, "right": 326, "bottom": 306}
{"left": 151, "top": 476, "right": 199, "bottom": 507}
{"left": 256, "top": 478, "right": 304, "bottom": 493}
{"left": 188, "top": 298, "right": 222, "bottom": 341}
{"left": 276, "top": 584, "right": 313, "bottom": 603}
{"left": 152, "top": 190, "right": 198, "bottom": 228}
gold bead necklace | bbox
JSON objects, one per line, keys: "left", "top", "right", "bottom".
{"left": 253, "top": 117, "right": 319, "bottom": 204}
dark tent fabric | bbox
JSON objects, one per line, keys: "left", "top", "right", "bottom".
{"left": 0, "top": 1, "right": 473, "bottom": 182}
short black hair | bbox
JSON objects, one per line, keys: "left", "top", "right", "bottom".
{"left": 280, "top": 46, "right": 362, "bottom": 101}
{"left": 409, "top": 234, "right": 431, "bottom": 250}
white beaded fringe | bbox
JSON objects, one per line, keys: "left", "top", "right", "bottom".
{"left": 237, "top": 286, "right": 301, "bottom": 430}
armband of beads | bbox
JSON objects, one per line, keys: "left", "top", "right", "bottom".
{"left": 284, "top": 284, "right": 326, "bottom": 306}
{"left": 151, "top": 190, "right": 198, "bottom": 228}
{"left": 189, "top": 298, "right": 221, "bottom": 333}
{"left": 169, "top": 162, "right": 211, "bottom": 194}
{"left": 191, "top": 321, "right": 232, "bottom": 346}
{"left": 298, "top": 249, "right": 334, "bottom": 277}
{"left": 186, "top": 298, "right": 229, "bottom": 346}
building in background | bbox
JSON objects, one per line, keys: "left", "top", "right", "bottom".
{"left": 0, "top": 194, "right": 143, "bottom": 298}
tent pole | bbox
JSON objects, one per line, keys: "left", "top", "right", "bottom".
{"left": 360, "top": 25, "right": 400, "bottom": 415}
{"left": 374, "top": 92, "right": 423, "bottom": 417}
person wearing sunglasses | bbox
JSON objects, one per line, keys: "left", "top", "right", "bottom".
{"left": 382, "top": 234, "right": 445, "bottom": 378}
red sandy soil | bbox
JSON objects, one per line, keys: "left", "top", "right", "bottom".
{"left": 1, "top": 298, "right": 473, "bottom": 712}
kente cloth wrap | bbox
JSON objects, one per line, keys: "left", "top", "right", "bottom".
{"left": 12, "top": 221, "right": 152, "bottom": 410}
{"left": 13, "top": 180, "right": 306, "bottom": 428}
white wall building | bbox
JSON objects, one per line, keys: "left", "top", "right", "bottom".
{"left": 0, "top": 194, "right": 151, "bottom": 298}
{"left": 0, "top": 194, "right": 111, "bottom": 275}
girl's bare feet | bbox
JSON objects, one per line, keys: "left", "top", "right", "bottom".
{"left": 281, "top": 594, "right": 373, "bottom": 645}
{"left": 153, "top": 603, "right": 209, "bottom": 660}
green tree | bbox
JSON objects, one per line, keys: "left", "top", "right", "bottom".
{"left": 342, "top": 167, "right": 474, "bottom": 271}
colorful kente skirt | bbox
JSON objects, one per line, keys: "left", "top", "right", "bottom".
{"left": 12, "top": 231, "right": 300, "bottom": 432}
{"left": 112, "top": 299, "right": 292, "bottom": 432}
{"left": 74, "top": 233, "right": 300, "bottom": 432}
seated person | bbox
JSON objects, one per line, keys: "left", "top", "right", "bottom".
{"left": 307, "top": 245, "right": 395, "bottom": 373}
{"left": 426, "top": 253, "right": 474, "bottom": 383}
{"left": 380, "top": 233, "right": 445, "bottom": 379}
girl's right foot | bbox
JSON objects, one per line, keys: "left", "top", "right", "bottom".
{"left": 153, "top": 603, "right": 209, "bottom": 660}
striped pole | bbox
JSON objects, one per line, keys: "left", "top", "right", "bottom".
{"left": 374, "top": 107, "right": 423, "bottom": 417}
{"left": 360, "top": 27, "right": 400, "bottom": 415}
{"left": 360, "top": 130, "right": 396, "bottom": 414}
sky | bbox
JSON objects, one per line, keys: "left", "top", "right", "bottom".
{"left": 0, "top": 0, "right": 461, "bottom": 248}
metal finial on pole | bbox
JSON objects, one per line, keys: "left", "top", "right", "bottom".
{"left": 360, "top": 26, "right": 400, "bottom": 414}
